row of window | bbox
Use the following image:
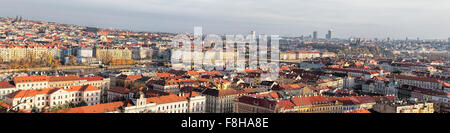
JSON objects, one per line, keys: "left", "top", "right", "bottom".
{"left": 0, "top": 89, "right": 14, "bottom": 95}
{"left": 17, "top": 83, "right": 47, "bottom": 88}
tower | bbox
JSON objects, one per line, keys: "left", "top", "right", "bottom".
{"left": 326, "top": 29, "right": 333, "bottom": 40}
{"left": 250, "top": 31, "right": 256, "bottom": 40}
{"left": 313, "top": 31, "right": 318, "bottom": 40}
{"left": 136, "top": 91, "right": 146, "bottom": 107}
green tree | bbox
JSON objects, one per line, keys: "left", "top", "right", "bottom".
{"left": 77, "top": 100, "right": 88, "bottom": 107}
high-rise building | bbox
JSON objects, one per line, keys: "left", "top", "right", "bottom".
{"left": 326, "top": 29, "right": 333, "bottom": 40}
{"left": 250, "top": 31, "right": 256, "bottom": 40}
{"left": 313, "top": 31, "right": 318, "bottom": 40}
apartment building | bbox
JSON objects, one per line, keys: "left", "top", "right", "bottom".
{"left": 4, "top": 85, "right": 101, "bottom": 112}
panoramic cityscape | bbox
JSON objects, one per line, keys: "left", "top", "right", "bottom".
{"left": 0, "top": 0, "right": 449, "bottom": 116}
{"left": 0, "top": 16, "right": 448, "bottom": 114}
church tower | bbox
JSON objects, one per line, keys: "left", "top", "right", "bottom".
{"left": 136, "top": 91, "right": 146, "bottom": 107}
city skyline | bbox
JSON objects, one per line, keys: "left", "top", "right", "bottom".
{"left": 1, "top": 0, "right": 449, "bottom": 39}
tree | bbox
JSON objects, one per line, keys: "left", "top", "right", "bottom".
{"left": 77, "top": 100, "right": 88, "bottom": 107}
{"left": 68, "top": 55, "right": 77, "bottom": 65}
{"left": 31, "top": 106, "right": 39, "bottom": 113}
{"left": 99, "top": 52, "right": 113, "bottom": 65}
{"left": 68, "top": 102, "right": 76, "bottom": 108}
{"left": 50, "top": 58, "right": 61, "bottom": 68}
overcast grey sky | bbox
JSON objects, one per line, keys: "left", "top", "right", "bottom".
{"left": 1, "top": 0, "right": 449, "bottom": 39}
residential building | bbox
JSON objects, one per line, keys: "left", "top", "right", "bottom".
{"left": 4, "top": 85, "right": 101, "bottom": 112}
{"left": 373, "top": 101, "right": 434, "bottom": 113}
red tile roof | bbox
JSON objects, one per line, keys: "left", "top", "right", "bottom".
{"left": 393, "top": 75, "right": 442, "bottom": 83}
{"left": 0, "top": 101, "right": 11, "bottom": 108}
{"left": 256, "top": 92, "right": 281, "bottom": 99}
{"left": 346, "top": 109, "right": 371, "bottom": 113}
{"left": 13, "top": 75, "right": 48, "bottom": 83}
{"left": 237, "top": 96, "right": 278, "bottom": 109}
{"left": 125, "top": 75, "right": 143, "bottom": 80}
{"left": 187, "top": 71, "right": 200, "bottom": 75}
{"left": 79, "top": 76, "right": 104, "bottom": 81}
{"left": 156, "top": 73, "right": 171, "bottom": 78}
{"left": 146, "top": 93, "right": 187, "bottom": 104}
{"left": 66, "top": 85, "right": 101, "bottom": 92}
{"left": 277, "top": 100, "right": 295, "bottom": 109}
{"left": 58, "top": 101, "right": 124, "bottom": 113}
{"left": 5, "top": 85, "right": 100, "bottom": 98}
{"left": 47, "top": 75, "right": 80, "bottom": 82}
{"left": 108, "top": 87, "right": 130, "bottom": 94}
{"left": 279, "top": 84, "right": 302, "bottom": 90}
{"left": 0, "top": 81, "right": 15, "bottom": 88}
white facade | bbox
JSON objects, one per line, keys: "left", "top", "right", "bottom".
{"left": 5, "top": 85, "right": 101, "bottom": 112}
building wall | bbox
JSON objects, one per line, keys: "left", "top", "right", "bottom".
{"left": 233, "top": 102, "right": 275, "bottom": 113}
{"left": 205, "top": 94, "right": 238, "bottom": 113}
{"left": 15, "top": 81, "right": 49, "bottom": 90}
{"left": 5, "top": 88, "right": 101, "bottom": 112}
{"left": 396, "top": 78, "right": 442, "bottom": 90}
{"left": 0, "top": 87, "right": 16, "bottom": 99}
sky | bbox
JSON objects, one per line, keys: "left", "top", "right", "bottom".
{"left": 1, "top": 0, "right": 449, "bottom": 39}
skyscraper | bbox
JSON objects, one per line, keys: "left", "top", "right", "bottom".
{"left": 250, "top": 31, "right": 256, "bottom": 40}
{"left": 313, "top": 31, "right": 318, "bottom": 40}
{"left": 326, "top": 29, "right": 333, "bottom": 40}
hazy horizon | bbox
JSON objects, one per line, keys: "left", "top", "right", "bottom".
{"left": 1, "top": 0, "right": 449, "bottom": 39}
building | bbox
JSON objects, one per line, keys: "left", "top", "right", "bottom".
{"left": 0, "top": 44, "right": 64, "bottom": 62}
{"left": 132, "top": 46, "right": 152, "bottom": 60}
{"left": 299, "top": 60, "right": 326, "bottom": 69}
{"left": 150, "top": 79, "right": 209, "bottom": 94}
{"left": 107, "top": 86, "right": 131, "bottom": 102}
{"left": 95, "top": 46, "right": 133, "bottom": 64}
{"left": 48, "top": 75, "right": 83, "bottom": 88}
{"left": 393, "top": 75, "right": 450, "bottom": 91}
{"left": 280, "top": 50, "right": 322, "bottom": 61}
{"left": 234, "top": 94, "right": 395, "bottom": 113}
{"left": 116, "top": 74, "right": 143, "bottom": 89}
{"left": 313, "top": 31, "right": 318, "bottom": 40}
{"left": 233, "top": 95, "right": 279, "bottom": 113}
{"left": 145, "top": 92, "right": 205, "bottom": 113}
{"left": 7, "top": 75, "right": 110, "bottom": 102}
{"left": 362, "top": 76, "right": 398, "bottom": 96}
{"left": 76, "top": 47, "right": 95, "bottom": 64}
{"left": 202, "top": 87, "right": 256, "bottom": 113}
{"left": 234, "top": 95, "right": 343, "bottom": 113}
{"left": 272, "top": 84, "right": 314, "bottom": 97}
{"left": 373, "top": 101, "right": 434, "bottom": 113}
{"left": 56, "top": 101, "right": 125, "bottom": 113}
{"left": 326, "top": 29, "right": 333, "bottom": 40}
{"left": 4, "top": 85, "right": 101, "bottom": 112}
{"left": 13, "top": 75, "right": 49, "bottom": 90}
{"left": 79, "top": 76, "right": 111, "bottom": 102}
{"left": 58, "top": 91, "right": 206, "bottom": 113}
{"left": 0, "top": 81, "right": 15, "bottom": 99}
